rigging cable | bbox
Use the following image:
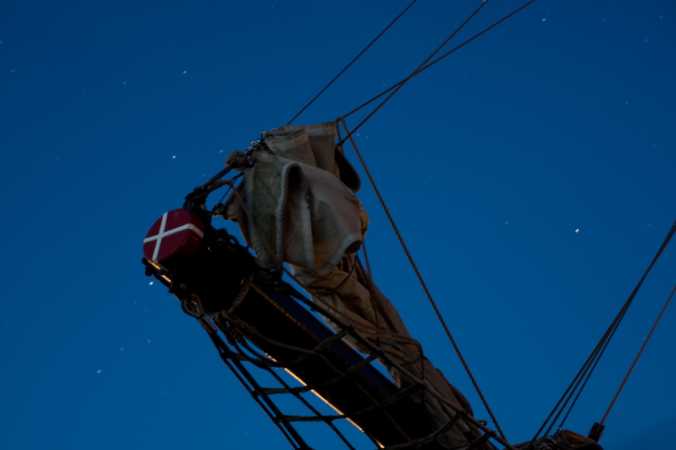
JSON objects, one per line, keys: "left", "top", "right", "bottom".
{"left": 553, "top": 221, "right": 676, "bottom": 435}
{"left": 554, "top": 321, "right": 611, "bottom": 432}
{"left": 337, "top": 0, "right": 489, "bottom": 134}
{"left": 287, "top": 0, "right": 419, "bottom": 125}
{"left": 330, "top": 0, "right": 540, "bottom": 440}
{"left": 599, "top": 285, "right": 675, "bottom": 426}
{"left": 338, "top": 119, "right": 509, "bottom": 443}
{"left": 532, "top": 221, "right": 676, "bottom": 442}
{"left": 337, "top": 0, "right": 538, "bottom": 145}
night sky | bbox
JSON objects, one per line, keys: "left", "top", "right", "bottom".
{"left": 1, "top": 1, "right": 674, "bottom": 449}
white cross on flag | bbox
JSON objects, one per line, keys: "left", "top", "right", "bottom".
{"left": 143, "top": 209, "right": 205, "bottom": 264}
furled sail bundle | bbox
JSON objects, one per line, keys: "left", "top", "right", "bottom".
{"left": 225, "top": 121, "right": 479, "bottom": 448}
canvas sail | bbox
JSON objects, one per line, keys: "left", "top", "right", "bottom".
{"left": 226, "top": 121, "right": 480, "bottom": 448}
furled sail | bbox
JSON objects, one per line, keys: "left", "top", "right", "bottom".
{"left": 226, "top": 121, "right": 480, "bottom": 448}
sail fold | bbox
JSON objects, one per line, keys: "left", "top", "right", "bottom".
{"left": 226, "top": 121, "right": 481, "bottom": 448}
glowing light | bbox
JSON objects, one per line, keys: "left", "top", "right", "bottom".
{"left": 282, "top": 368, "right": 368, "bottom": 434}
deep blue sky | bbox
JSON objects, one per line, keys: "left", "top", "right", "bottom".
{"left": 1, "top": 1, "right": 674, "bottom": 449}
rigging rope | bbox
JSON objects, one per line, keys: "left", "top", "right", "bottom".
{"left": 287, "top": 0, "right": 418, "bottom": 125}
{"left": 337, "top": 0, "right": 538, "bottom": 145}
{"left": 554, "top": 322, "right": 611, "bottom": 431}
{"left": 555, "top": 222, "right": 676, "bottom": 434}
{"left": 337, "top": 0, "right": 488, "bottom": 139}
{"left": 327, "top": 1, "right": 539, "bottom": 439}
{"left": 600, "top": 285, "right": 676, "bottom": 426}
{"left": 338, "top": 118, "right": 509, "bottom": 443}
{"left": 532, "top": 221, "right": 676, "bottom": 441}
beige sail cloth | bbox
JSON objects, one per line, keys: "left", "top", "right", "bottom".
{"left": 228, "top": 122, "right": 364, "bottom": 274}
{"left": 226, "top": 122, "right": 481, "bottom": 448}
